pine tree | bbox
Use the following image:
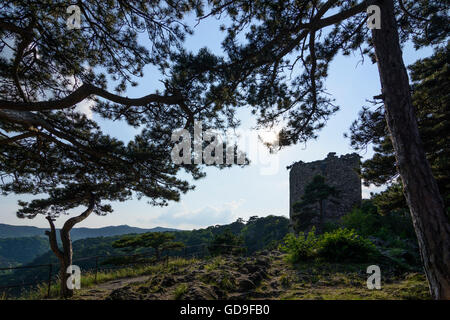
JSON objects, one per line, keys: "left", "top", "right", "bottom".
{"left": 0, "top": 1, "right": 240, "bottom": 298}
{"left": 200, "top": 0, "right": 449, "bottom": 298}
{"left": 113, "top": 233, "right": 184, "bottom": 260}
{"left": 348, "top": 44, "right": 450, "bottom": 216}
{"left": 208, "top": 229, "right": 246, "bottom": 256}
{"left": 293, "top": 175, "right": 339, "bottom": 232}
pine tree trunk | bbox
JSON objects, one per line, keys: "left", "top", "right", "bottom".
{"left": 319, "top": 200, "right": 324, "bottom": 233}
{"left": 371, "top": 0, "right": 450, "bottom": 299}
{"left": 59, "top": 228, "right": 74, "bottom": 298}
{"left": 44, "top": 197, "right": 96, "bottom": 299}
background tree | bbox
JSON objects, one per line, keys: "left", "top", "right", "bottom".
{"left": 293, "top": 175, "right": 339, "bottom": 232}
{"left": 208, "top": 229, "right": 246, "bottom": 256}
{"left": 241, "top": 215, "right": 290, "bottom": 252}
{"left": 199, "top": 0, "right": 449, "bottom": 298}
{"left": 113, "top": 232, "right": 184, "bottom": 260}
{"left": 348, "top": 44, "right": 449, "bottom": 216}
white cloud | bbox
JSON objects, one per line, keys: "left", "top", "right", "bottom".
{"left": 74, "top": 99, "right": 94, "bottom": 119}
{"left": 136, "top": 199, "right": 245, "bottom": 229}
{"left": 362, "top": 184, "right": 387, "bottom": 199}
{"left": 65, "top": 75, "right": 94, "bottom": 119}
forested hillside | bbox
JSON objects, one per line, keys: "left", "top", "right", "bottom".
{"left": 0, "top": 224, "right": 45, "bottom": 239}
{"left": 0, "top": 237, "right": 49, "bottom": 268}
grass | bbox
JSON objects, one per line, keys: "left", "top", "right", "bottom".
{"left": 16, "top": 257, "right": 196, "bottom": 300}
{"left": 279, "top": 277, "right": 430, "bottom": 300}
{"left": 277, "top": 261, "right": 430, "bottom": 300}
{"left": 204, "top": 256, "right": 226, "bottom": 272}
{"left": 173, "top": 283, "right": 188, "bottom": 300}
{"left": 217, "top": 271, "right": 237, "bottom": 291}
{"left": 12, "top": 254, "right": 431, "bottom": 300}
{"left": 279, "top": 274, "right": 292, "bottom": 288}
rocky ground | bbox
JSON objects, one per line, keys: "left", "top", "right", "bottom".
{"left": 73, "top": 251, "right": 431, "bottom": 300}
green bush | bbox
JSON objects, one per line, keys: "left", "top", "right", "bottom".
{"left": 316, "top": 228, "right": 378, "bottom": 262}
{"left": 341, "top": 200, "right": 416, "bottom": 242}
{"left": 322, "top": 221, "right": 340, "bottom": 233}
{"left": 340, "top": 201, "right": 421, "bottom": 269}
{"left": 280, "top": 228, "right": 378, "bottom": 263}
{"left": 280, "top": 228, "right": 318, "bottom": 263}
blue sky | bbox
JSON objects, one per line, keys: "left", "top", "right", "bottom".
{"left": 0, "top": 13, "right": 433, "bottom": 230}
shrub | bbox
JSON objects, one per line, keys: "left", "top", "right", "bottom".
{"left": 340, "top": 201, "right": 381, "bottom": 237}
{"left": 280, "top": 228, "right": 319, "bottom": 263}
{"left": 340, "top": 201, "right": 421, "bottom": 269}
{"left": 341, "top": 200, "right": 416, "bottom": 242}
{"left": 316, "top": 228, "right": 379, "bottom": 263}
{"left": 322, "top": 221, "right": 340, "bottom": 233}
{"left": 281, "top": 228, "right": 378, "bottom": 263}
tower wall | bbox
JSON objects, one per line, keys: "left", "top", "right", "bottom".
{"left": 289, "top": 152, "right": 361, "bottom": 232}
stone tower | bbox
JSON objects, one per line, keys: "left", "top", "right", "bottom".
{"left": 289, "top": 152, "right": 361, "bottom": 232}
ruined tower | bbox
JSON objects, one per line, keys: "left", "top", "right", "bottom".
{"left": 289, "top": 152, "right": 361, "bottom": 232}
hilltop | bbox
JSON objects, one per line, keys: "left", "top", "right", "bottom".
{"left": 71, "top": 251, "right": 430, "bottom": 300}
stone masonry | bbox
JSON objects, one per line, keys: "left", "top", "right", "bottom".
{"left": 289, "top": 152, "right": 361, "bottom": 232}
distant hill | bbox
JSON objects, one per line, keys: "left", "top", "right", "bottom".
{"left": 0, "top": 224, "right": 44, "bottom": 238}
{"left": 0, "top": 236, "right": 49, "bottom": 268}
{"left": 68, "top": 225, "right": 180, "bottom": 241}
{"left": 0, "top": 223, "right": 180, "bottom": 240}
{"left": 0, "top": 224, "right": 179, "bottom": 268}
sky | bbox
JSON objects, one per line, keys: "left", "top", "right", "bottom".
{"left": 0, "top": 11, "right": 433, "bottom": 230}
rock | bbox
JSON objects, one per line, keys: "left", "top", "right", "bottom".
{"left": 137, "top": 286, "right": 152, "bottom": 294}
{"left": 183, "top": 284, "right": 218, "bottom": 300}
{"left": 210, "top": 285, "right": 227, "bottom": 299}
{"left": 161, "top": 275, "right": 176, "bottom": 287}
{"left": 240, "top": 267, "right": 249, "bottom": 274}
{"left": 271, "top": 250, "right": 282, "bottom": 256}
{"left": 255, "top": 257, "right": 270, "bottom": 267}
{"left": 106, "top": 286, "right": 142, "bottom": 300}
{"left": 269, "top": 280, "right": 278, "bottom": 289}
{"left": 228, "top": 292, "right": 250, "bottom": 300}
{"left": 181, "top": 273, "right": 196, "bottom": 282}
{"left": 249, "top": 272, "right": 263, "bottom": 284}
{"left": 250, "top": 290, "right": 282, "bottom": 299}
{"left": 238, "top": 278, "right": 256, "bottom": 291}
{"left": 243, "top": 262, "right": 260, "bottom": 273}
